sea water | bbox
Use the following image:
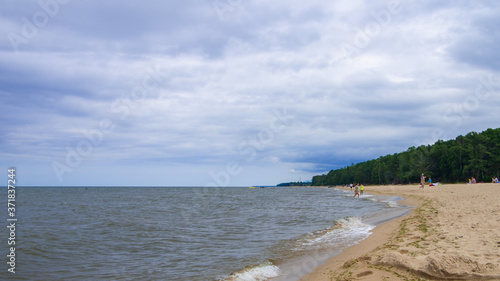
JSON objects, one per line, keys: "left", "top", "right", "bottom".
{"left": 2, "top": 186, "right": 410, "bottom": 280}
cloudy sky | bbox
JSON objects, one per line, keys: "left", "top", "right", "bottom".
{"left": 1, "top": 0, "right": 499, "bottom": 186}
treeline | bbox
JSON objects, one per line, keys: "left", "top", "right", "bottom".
{"left": 312, "top": 128, "right": 500, "bottom": 186}
{"left": 277, "top": 181, "right": 312, "bottom": 187}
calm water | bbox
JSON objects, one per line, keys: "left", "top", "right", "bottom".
{"left": 2, "top": 187, "right": 410, "bottom": 280}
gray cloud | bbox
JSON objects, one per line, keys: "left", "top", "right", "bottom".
{"left": 1, "top": 0, "right": 499, "bottom": 186}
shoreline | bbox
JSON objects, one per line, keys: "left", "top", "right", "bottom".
{"left": 299, "top": 183, "right": 500, "bottom": 280}
{"left": 269, "top": 189, "right": 411, "bottom": 281}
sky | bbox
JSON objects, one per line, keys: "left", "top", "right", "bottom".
{"left": 1, "top": 0, "right": 499, "bottom": 187}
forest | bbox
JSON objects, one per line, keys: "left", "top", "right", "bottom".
{"left": 311, "top": 128, "right": 500, "bottom": 186}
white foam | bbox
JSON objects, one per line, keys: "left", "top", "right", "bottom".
{"left": 386, "top": 201, "right": 399, "bottom": 208}
{"left": 224, "top": 261, "right": 281, "bottom": 281}
{"left": 296, "top": 217, "right": 374, "bottom": 251}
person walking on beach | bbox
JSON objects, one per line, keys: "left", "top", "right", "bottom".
{"left": 354, "top": 184, "right": 360, "bottom": 198}
{"left": 360, "top": 184, "right": 365, "bottom": 195}
{"left": 420, "top": 173, "right": 426, "bottom": 189}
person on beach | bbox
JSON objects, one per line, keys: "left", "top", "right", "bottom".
{"left": 420, "top": 173, "right": 426, "bottom": 189}
{"left": 360, "top": 184, "right": 365, "bottom": 195}
{"left": 354, "top": 184, "right": 360, "bottom": 198}
{"left": 494, "top": 177, "right": 499, "bottom": 183}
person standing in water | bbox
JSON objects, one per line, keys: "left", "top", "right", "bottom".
{"left": 354, "top": 184, "right": 360, "bottom": 198}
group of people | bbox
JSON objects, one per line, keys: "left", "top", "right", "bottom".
{"left": 421, "top": 173, "right": 500, "bottom": 186}
{"left": 420, "top": 173, "right": 441, "bottom": 188}
{"left": 467, "top": 177, "right": 500, "bottom": 184}
{"left": 346, "top": 173, "right": 498, "bottom": 194}
{"left": 351, "top": 183, "right": 365, "bottom": 198}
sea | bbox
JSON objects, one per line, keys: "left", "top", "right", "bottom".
{"left": 2, "top": 186, "right": 411, "bottom": 281}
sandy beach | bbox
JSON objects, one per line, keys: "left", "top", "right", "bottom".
{"left": 300, "top": 183, "right": 500, "bottom": 280}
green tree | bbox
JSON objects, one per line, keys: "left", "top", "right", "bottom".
{"left": 411, "top": 145, "right": 434, "bottom": 179}
{"left": 309, "top": 128, "right": 500, "bottom": 186}
{"left": 397, "top": 150, "right": 413, "bottom": 183}
{"left": 464, "top": 132, "right": 491, "bottom": 181}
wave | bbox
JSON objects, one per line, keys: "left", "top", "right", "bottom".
{"left": 221, "top": 261, "right": 280, "bottom": 281}
{"left": 386, "top": 201, "right": 399, "bottom": 208}
{"left": 365, "top": 196, "right": 400, "bottom": 208}
{"left": 294, "top": 217, "right": 374, "bottom": 252}
{"left": 219, "top": 218, "right": 373, "bottom": 281}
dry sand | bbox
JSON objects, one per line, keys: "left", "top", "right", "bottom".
{"left": 300, "top": 183, "right": 500, "bottom": 280}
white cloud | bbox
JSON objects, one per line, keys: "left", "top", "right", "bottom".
{"left": 1, "top": 0, "right": 499, "bottom": 186}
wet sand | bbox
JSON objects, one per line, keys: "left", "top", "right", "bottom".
{"left": 300, "top": 183, "right": 500, "bottom": 280}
